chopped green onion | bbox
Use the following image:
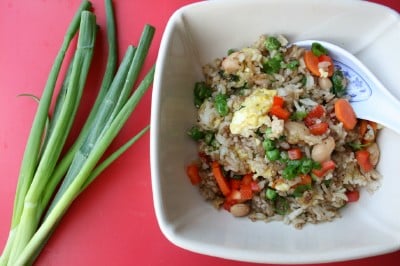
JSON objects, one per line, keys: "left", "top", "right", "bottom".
{"left": 194, "top": 81, "right": 212, "bottom": 108}
{"left": 293, "top": 184, "right": 312, "bottom": 197}
{"left": 187, "top": 126, "right": 205, "bottom": 141}
{"left": 265, "top": 36, "right": 281, "bottom": 51}
{"left": 286, "top": 60, "right": 299, "bottom": 70}
{"left": 274, "top": 196, "right": 290, "bottom": 215}
{"left": 214, "top": 93, "right": 229, "bottom": 116}
{"left": 311, "top": 42, "right": 328, "bottom": 56}
{"left": 331, "top": 70, "right": 346, "bottom": 97}
{"left": 299, "top": 158, "right": 314, "bottom": 174}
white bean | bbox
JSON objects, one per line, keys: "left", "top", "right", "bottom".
{"left": 311, "top": 136, "right": 335, "bottom": 163}
{"left": 318, "top": 77, "right": 333, "bottom": 90}
{"left": 367, "top": 142, "right": 380, "bottom": 166}
{"left": 230, "top": 203, "right": 250, "bottom": 217}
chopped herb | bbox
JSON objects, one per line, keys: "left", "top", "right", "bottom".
{"left": 194, "top": 81, "right": 212, "bottom": 108}
{"left": 293, "top": 184, "right": 312, "bottom": 197}
{"left": 274, "top": 196, "right": 290, "bottom": 215}
{"left": 311, "top": 42, "right": 328, "bottom": 56}
{"left": 214, "top": 93, "right": 229, "bottom": 116}
{"left": 286, "top": 60, "right": 299, "bottom": 70}
{"left": 187, "top": 126, "right": 205, "bottom": 141}
{"left": 265, "top": 36, "right": 281, "bottom": 51}
{"left": 331, "top": 70, "right": 346, "bottom": 97}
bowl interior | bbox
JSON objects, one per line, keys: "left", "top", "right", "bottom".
{"left": 151, "top": 0, "right": 400, "bottom": 263}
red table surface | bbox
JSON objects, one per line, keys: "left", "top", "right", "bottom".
{"left": 0, "top": 0, "right": 399, "bottom": 265}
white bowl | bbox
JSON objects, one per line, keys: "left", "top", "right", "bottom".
{"left": 150, "top": 0, "right": 400, "bottom": 263}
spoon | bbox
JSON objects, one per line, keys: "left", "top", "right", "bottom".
{"left": 295, "top": 40, "right": 400, "bottom": 135}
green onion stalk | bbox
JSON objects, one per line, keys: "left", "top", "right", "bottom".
{"left": 0, "top": 0, "right": 155, "bottom": 265}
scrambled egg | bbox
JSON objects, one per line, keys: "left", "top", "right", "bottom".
{"left": 229, "top": 88, "right": 277, "bottom": 137}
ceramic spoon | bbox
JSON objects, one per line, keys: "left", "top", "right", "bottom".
{"left": 295, "top": 40, "right": 400, "bottom": 135}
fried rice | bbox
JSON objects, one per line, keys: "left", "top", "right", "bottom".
{"left": 186, "top": 35, "right": 381, "bottom": 229}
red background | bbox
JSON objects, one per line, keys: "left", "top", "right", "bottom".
{"left": 0, "top": 1, "right": 399, "bottom": 265}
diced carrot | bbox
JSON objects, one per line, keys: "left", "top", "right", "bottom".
{"left": 304, "top": 104, "right": 325, "bottom": 127}
{"left": 223, "top": 199, "right": 237, "bottom": 211}
{"left": 359, "top": 119, "right": 378, "bottom": 143}
{"left": 272, "top": 95, "right": 285, "bottom": 107}
{"left": 355, "top": 150, "right": 373, "bottom": 172}
{"left": 334, "top": 99, "right": 357, "bottom": 130}
{"left": 304, "top": 50, "right": 321, "bottom": 77}
{"left": 309, "top": 122, "right": 329, "bottom": 135}
{"left": 186, "top": 163, "right": 201, "bottom": 185}
{"left": 269, "top": 105, "right": 290, "bottom": 120}
{"left": 312, "top": 160, "right": 336, "bottom": 178}
{"left": 288, "top": 148, "right": 302, "bottom": 160}
{"left": 211, "top": 161, "right": 231, "bottom": 196}
{"left": 299, "top": 174, "right": 312, "bottom": 185}
{"left": 304, "top": 51, "right": 335, "bottom": 77}
{"left": 346, "top": 190, "right": 360, "bottom": 203}
{"left": 241, "top": 174, "right": 253, "bottom": 185}
{"left": 230, "top": 179, "right": 241, "bottom": 190}
{"left": 239, "top": 185, "right": 253, "bottom": 200}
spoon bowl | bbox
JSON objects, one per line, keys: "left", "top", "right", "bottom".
{"left": 295, "top": 40, "right": 400, "bottom": 135}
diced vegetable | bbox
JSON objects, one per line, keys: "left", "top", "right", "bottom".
{"left": 269, "top": 105, "right": 290, "bottom": 120}
{"left": 266, "top": 149, "right": 280, "bottom": 161}
{"left": 211, "top": 161, "right": 231, "bottom": 196}
{"left": 312, "top": 160, "right": 336, "bottom": 178}
{"left": 187, "top": 126, "right": 205, "bottom": 141}
{"left": 194, "top": 81, "right": 212, "bottom": 108}
{"left": 214, "top": 93, "right": 229, "bottom": 116}
{"left": 186, "top": 163, "right": 202, "bottom": 185}
{"left": 265, "top": 36, "right": 281, "bottom": 51}
{"left": 334, "top": 98, "right": 357, "bottom": 130}
{"left": 288, "top": 148, "right": 302, "bottom": 160}
{"left": 304, "top": 50, "right": 334, "bottom": 77}
{"left": 274, "top": 196, "right": 290, "bottom": 215}
{"left": 331, "top": 70, "right": 346, "bottom": 97}
{"left": 265, "top": 188, "right": 277, "bottom": 200}
{"left": 309, "top": 122, "right": 329, "bottom": 135}
{"left": 355, "top": 150, "right": 373, "bottom": 172}
{"left": 311, "top": 42, "right": 328, "bottom": 56}
{"left": 346, "top": 190, "right": 360, "bottom": 203}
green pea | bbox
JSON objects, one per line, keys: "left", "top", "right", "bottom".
{"left": 263, "top": 139, "right": 276, "bottom": 151}
{"left": 290, "top": 111, "right": 307, "bottom": 121}
{"left": 266, "top": 188, "right": 277, "bottom": 200}
{"left": 266, "top": 149, "right": 280, "bottom": 161}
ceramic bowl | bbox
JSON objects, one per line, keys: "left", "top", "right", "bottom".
{"left": 150, "top": 0, "right": 400, "bottom": 263}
